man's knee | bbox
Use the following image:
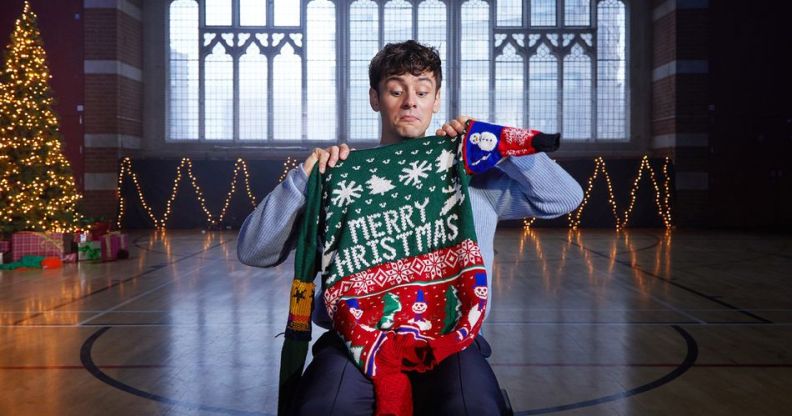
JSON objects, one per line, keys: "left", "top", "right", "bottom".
{"left": 431, "top": 388, "right": 507, "bottom": 416}
{"left": 291, "top": 393, "right": 374, "bottom": 416}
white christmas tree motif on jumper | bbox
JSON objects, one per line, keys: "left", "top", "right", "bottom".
{"left": 399, "top": 160, "right": 432, "bottom": 187}
{"left": 440, "top": 179, "right": 465, "bottom": 215}
{"left": 321, "top": 235, "right": 337, "bottom": 273}
{"left": 457, "top": 239, "right": 482, "bottom": 265}
{"left": 435, "top": 148, "right": 456, "bottom": 172}
{"left": 345, "top": 340, "right": 364, "bottom": 365}
{"left": 331, "top": 180, "right": 363, "bottom": 206}
{"left": 366, "top": 174, "right": 395, "bottom": 195}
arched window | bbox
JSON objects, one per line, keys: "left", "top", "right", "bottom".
{"left": 239, "top": 42, "right": 268, "bottom": 140}
{"left": 168, "top": 0, "right": 198, "bottom": 140}
{"left": 528, "top": 42, "right": 558, "bottom": 133}
{"left": 417, "top": 0, "right": 447, "bottom": 134}
{"left": 597, "top": 0, "right": 628, "bottom": 140}
{"left": 488, "top": 0, "right": 628, "bottom": 142}
{"left": 495, "top": 42, "right": 524, "bottom": 126}
{"left": 563, "top": 43, "right": 592, "bottom": 139}
{"left": 460, "top": 0, "right": 490, "bottom": 121}
{"left": 204, "top": 41, "right": 233, "bottom": 140}
{"left": 306, "top": 0, "right": 336, "bottom": 141}
{"left": 273, "top": 42, "right": 302, "bottom": 140}
{"left": 349, "top": 0, "right": 380, "bottom": 141}
{"left": 166, "top": 0, "right": 629, "bottom": 145}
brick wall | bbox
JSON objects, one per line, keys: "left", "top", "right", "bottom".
{"left": 82, "top": 0, "right": 142, "bottom": 220}
{"left": 651, "top": 1, "right": 711, "bottom": 227}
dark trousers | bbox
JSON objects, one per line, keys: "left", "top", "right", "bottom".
{"left": 289, "top": 330, "right": 509, "bottom": 416}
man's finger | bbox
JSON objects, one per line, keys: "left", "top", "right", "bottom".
{"left": 339, "top": 143, "right": 351, "bottom": 159}
{"left": 443, "top": 125, "right": 458, "bottom": 137}
{"left": 450, "top": 119, "right": 466, "bottom": 133}
{"left": 436, "top": 128, "right": 446, "bottom": 136}
{"left": 328, "top": 146, "right": 340, "bottom": 167}
{"left": 318, "top": 149, "right": 330, "bottom": 173}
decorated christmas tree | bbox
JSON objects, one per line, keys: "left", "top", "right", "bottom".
{"left": 0, "top": 1, "right": 81, "bottom": 233}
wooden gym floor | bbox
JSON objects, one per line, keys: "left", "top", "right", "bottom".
{"left": 1, "top": 228, "right": 791, "bottom": 415}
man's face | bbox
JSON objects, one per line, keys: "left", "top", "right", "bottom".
{"left": 370, "top": 71, "right": 441, "bottom": 142}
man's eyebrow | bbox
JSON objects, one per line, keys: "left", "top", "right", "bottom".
{"left": 384, "top": 76, "right": 407, "bottom": 84}
{"left": 383, "top": 75, "right": 435, "bottom": 85}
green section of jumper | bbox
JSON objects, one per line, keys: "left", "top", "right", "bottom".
{"left": 318, "top": 135, "right": 477, "bottom": 287}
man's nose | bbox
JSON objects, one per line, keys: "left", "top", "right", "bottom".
{"left": 401, "top": 91, "right": 417, "bottom": 108}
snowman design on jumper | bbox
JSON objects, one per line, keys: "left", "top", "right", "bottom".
{"left": 468, "top": 131, "right": 499, "bottom": 167}
{"left": 473, "top": 272, "right": 488, "bottom": 310}
{"left": 347, "top": 298, "right": 364, "bottom": 321}
{"left": 408, "top": 289, "right": 433, "bottom": 331}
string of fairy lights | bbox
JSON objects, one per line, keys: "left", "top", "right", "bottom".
{"left": 535, "top": 155, "right": 673, "bottom": 231}
{"left": 116, "top": 156, "right": 298, "bottom": 229}
{"left": 116, "top": 155, "right": 672, "bottom": 230}
{"left": 278, "top": 156, "right": 299, "bottom": 182}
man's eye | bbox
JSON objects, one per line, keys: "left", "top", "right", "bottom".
{"left": 390, "top": 90, "right": 402, "bottom": 96}
{"left": 417, "top": 91, "right": 429, "bottom": 97}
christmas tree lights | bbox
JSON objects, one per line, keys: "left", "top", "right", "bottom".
{"left": 0, "top": 1, "right": 82, "bottom": 233}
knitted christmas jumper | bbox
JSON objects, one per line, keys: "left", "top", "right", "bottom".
{"left": 279, "top": 121, "right": 559, "bottom": 416}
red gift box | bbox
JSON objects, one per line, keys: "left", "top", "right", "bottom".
{"left": 100, "top": 232, "right": 128, "bottom": 262}
{"left": 11, "top": 231, "right": 64, "bottom": 262}
{"left": 90, "top": 222, "right": 110, "bottom": 241}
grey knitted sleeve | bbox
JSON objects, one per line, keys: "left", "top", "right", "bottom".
{"left": 236, "top": 163, "right": 309, "bottom": 267}
{"left": 472, "top": 152, "right": 584, "bottom": 220}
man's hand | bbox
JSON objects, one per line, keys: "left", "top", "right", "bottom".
{"left": 303, "top": 143, "right": 353, "bottom": 175}
{"left": 436, "top": 115, "right": 474, "bottom": 138}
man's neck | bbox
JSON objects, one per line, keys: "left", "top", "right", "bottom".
{"left": 379, "top": 131, "right": 426, "bottom": 146}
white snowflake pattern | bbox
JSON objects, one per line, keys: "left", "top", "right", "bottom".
{"left": 398, "top": 160, "right": 432, "bottom": 187}
{"left": 457, "top": 239, "right": 481, "bottom": 265}
{"left": 435, "top": 148, "right": 456, "bottom": 172}
{"left": 366, "top": 175, "right": 395, "bottom": 195}
{"left": 386, "top": 259, "right": 413, "bottom": 285}
{"left": 331, "top": 180, "right": 363, "bottom": 206}
{"left": 423, "top": 252, "right": 445, "bottom": 278}
{"left": 349, "top": 270, "right": 377, "bottom": 295}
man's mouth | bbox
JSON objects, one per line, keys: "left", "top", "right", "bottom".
{"left": 400, "top": 115, "right": 419, "bottom": 122}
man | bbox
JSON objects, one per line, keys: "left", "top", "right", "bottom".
{"left": 238, "top": 40, "right": 583, "bottom": 415}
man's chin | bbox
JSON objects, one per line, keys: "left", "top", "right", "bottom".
{"left": 396, "top": 127, "right": 427, "bottom": 140}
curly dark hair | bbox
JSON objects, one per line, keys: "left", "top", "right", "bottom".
{"left": 368, "top": 40, "right": 442, "bottom": 93}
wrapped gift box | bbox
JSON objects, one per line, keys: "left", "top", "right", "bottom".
{"left": 62, "top": 233, "right": 76, "bottom": 254}
{"left": 0, "top": 240, "right": 9, "bottom": 263}
{"left": 100, "top": 232, "right": 128, "bottom": 262}
{"left": 77, "top": 241, "right": 101, "bottom": 261}
{"left": 11, "top": 231, "right": 64, "bottom": 262}
{"left": 89, "top": 222, "right": 110, "bottom": 241}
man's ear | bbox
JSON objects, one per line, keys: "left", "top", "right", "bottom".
{"left": 369, "top": 87, "right": 380, "bottom": 112}
{"left": 432, "top": 88, "right": 441, "bottom": 114}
